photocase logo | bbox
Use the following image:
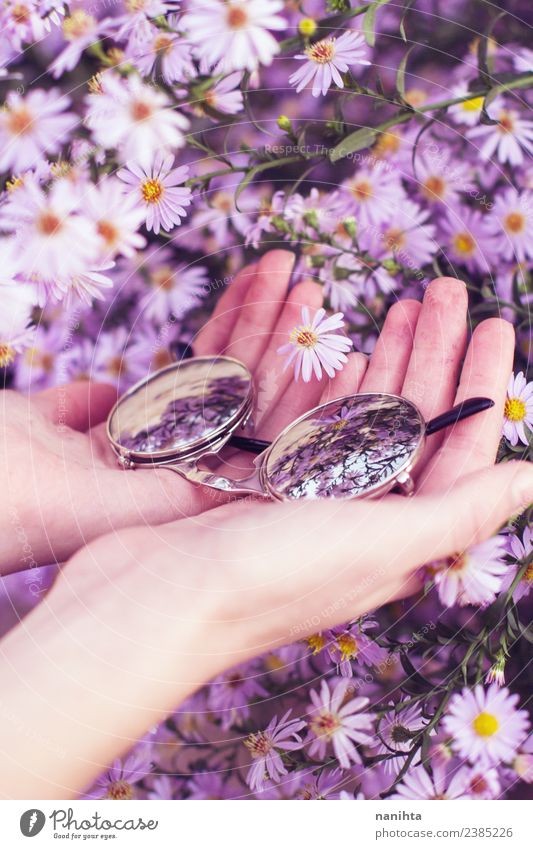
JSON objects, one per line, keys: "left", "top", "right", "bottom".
{"left": 20, "top": 809, "right": 46, "bottom": 837}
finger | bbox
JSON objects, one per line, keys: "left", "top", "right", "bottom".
{"left": 401, "top": 278, "right": 468, "bottom": 471}
{"left": 360, "top": 299, "right": 421, "bottom": 393}
{"left": 224, "top": 250, "right": 295, "bottom": 369}
{"left": 319, "top": 352, "right": 369, "bottom": 406}
{"left": 420, "top": 318, "right": 515, "bottom": 492}
{"left": 193, "top": 263, "right": 258, "bottom": 356}
{"left": 253, "top": 279, "right": 323, "bottom": 432}
{"left": 32, "top": 382, "right": 117, "bottom": 431}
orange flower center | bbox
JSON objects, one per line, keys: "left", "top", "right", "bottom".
{"left": 105, "top": 779, "right": 133, "bottom": 800}
{"left": 97, "top": 220, "right": 119, "bottom": 245}
{"left": 423, "top": 175, "right": 446, "bottom": 200}
{"left": 351, "top": 179, "right": 373, "bottom": 201}
{"left": 7, "top": 107, "right": 33, "bottom": 135}
{"left": 226, "top": 5, "right": 248, "bottom": 28}
{"left": 504, "top": 211, "right": 525, "bottom": 234}
{"left": 37, "top": 211, "right": 62, "bottom": 236}
{"left": 306, "top": 38, "right": 335, "bottom": 64}
{"left": 291, "top": 326, "right": 318, "bottom": 348}
{"left": 131, "top": 100, "right": 153, "bottom": 122}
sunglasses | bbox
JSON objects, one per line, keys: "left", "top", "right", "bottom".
{"left": 106, "top": 355, "right": 493, "bottom": 501}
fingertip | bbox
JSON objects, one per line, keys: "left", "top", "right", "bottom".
{"left": 424, "top": 276, "right": 468, "bottom": 306}
{"left": 258, "top": 249, "right": 296, "bottom": 273}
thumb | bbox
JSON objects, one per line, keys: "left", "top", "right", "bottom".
{"left": 409, "top": 460, "right": 533, "bottom": 565}
{"left": 32, "top": 381, "right": 118, "bottom": 431}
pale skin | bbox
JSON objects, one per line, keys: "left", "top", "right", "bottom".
{"left": 0, "top": 249, "right": 532, "bottom": 799}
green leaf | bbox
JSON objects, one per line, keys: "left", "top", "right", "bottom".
{"left": 363, "top": 0, "right": 391, "bottom": 47}
{"left": 329, "top": 126, "right": 378, "bottom": 161}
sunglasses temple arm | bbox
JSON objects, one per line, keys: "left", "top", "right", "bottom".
{"left": 425, "top": 397, "right": 494, "bottom": 436}
{"left": 229, "top": 397, "right": 495, "bottom": 454}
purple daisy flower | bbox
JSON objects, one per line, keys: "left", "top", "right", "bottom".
{"left": 306, "top": 678, "right": 374, "bottom": 769}
{"left": 442, "top": 684, "right": 530, "bottom": 768}
{"left": 390, "top": 763, "right": 470, "bottom": 800}
{"left": 118, "top": 153, "right": 192, "bottom": 235}
{"left": 502, "top": 371, "right": 533, "bottom": 446}
{"left": 244, "top": 710, "right": 306, "bottom": 792}
{"left": 290, "top": 30, "right": 370, "bottom": 97}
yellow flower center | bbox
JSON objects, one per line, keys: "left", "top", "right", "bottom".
{"left": 131, "top": 100, "right": 153, "bottom": 122}
{"left": 6, "top": 175, "right": 23, "bottom": 192}
{"left": 307, "top": 633, "right": 326, "bottom": 654}
{"left": 226, "top": 4, "right": 248, "bottom": 28}
{"left": 291, "top": 326, "right": 318, "bottom": 348}
{"left": 504, "top": 211, "right": 525, "bottom": 234}
{"left": 461, "top": 96, "right": 484, "bottom": 112}
{"left": 306, "top": 38, "right": 336, "bottom": 64}
{"left": 126, "top": 0, "right": 147, "bottom": 11}
{"left": 384, "top": 228, "right": 406, "bottom": 251}
{"left": 63, "top": 10, "right": 95, "bottom": 40}
{"left": 504, "top": 397, "right": 526, "bottom": 422}
{"left": 11, "top": 4, "right": 30, "bottom": 24}
{"left": 105, "top": 779, "right": 133, "bottom": 800}
{"left": 299, "top": 17, "right": 317, "bottom": 37}
{"left": 0, "top": 344, "right": 16, "bottom": 367}
{"left": 141, "top": 179, "right": 163, "bottom": 204}
{"left": 472, "top": 711, "right": 499, "bottom": 737}
{"left": 337, "top": 633, "right": 359, "bottom": 661}
{"left": 453, "top": 232, "right": 475, "bottom": 256}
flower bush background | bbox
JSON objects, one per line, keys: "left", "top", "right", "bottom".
{"left": 0, "top": 0, "right": 532, "bottom": 800}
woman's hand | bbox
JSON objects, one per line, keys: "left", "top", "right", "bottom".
{"left": 2, "top": 274, "right": 532, "bottom": 798}
{"left": 1, "top": 249, "right": 326, "bottom": 573}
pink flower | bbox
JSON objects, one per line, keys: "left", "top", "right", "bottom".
{"left": 118, "top": 154, "right": 192, "bottom": 235}
{"left": 244, "top": 710, "right": 306, "bottom": 792}
{"left": 430, "top": 535, "right": 508, "bottom": 608}
{"left": 128, "top": 18, "right": 196, "bottom": 84}
{"left": 290, "top": 30, "right": 370, "bottom": 97}
{"left": 484, "top": 188, "right": 533, "bottom": 262}
{"left": 85, "top": 71, "right": 189, "bottom": 167}
{"left": 442, "top": 684, "right": 530, "bottom": 768}
{"left": 441, "top": 206, "right": 492, "bottom": 274}
{"left": 502, "top": 371, "right": 533, "bottom": 447}
{"left": 278, "top": 306, "right": 353, "bottom": 383}
{"left": 306, "top": 679, "right": 374, "bottom": 768}
{"left": 376, "top": 704, "right": 427, "bottom": 775}
{"left": 468, "top": 101, "right": 533, "bottom": 166}
{"left": 182, "top": 0, "right": 285, "bottom": 73}
{"left": 0, "top": 88, "right": 76, "bottom": 173}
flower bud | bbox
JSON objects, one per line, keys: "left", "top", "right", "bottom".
{"left": 298, "top": 18, "right": 317, "bottom": 38}
{"left": 276, "top": 114, "right": 292, "bottom": 133}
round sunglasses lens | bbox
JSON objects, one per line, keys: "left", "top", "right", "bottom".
{"left": 264, "top": 394, "right": 424, "bottom": 501}
{"left": 108, "top": 357, "right": 253, "bottom": 459}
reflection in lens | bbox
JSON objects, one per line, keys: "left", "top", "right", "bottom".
{"left": 264, "top": 395, "right": 423, "bottom": 500}
{"left": 109, "top": 358, "right": 252, "bottom": 456}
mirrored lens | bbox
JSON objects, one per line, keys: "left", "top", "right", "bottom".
{"left": 108, "top": 357, "right": 253, "bottom": 458}
{"left": 264, "top": 394, "right": 424, "bottom": 501}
